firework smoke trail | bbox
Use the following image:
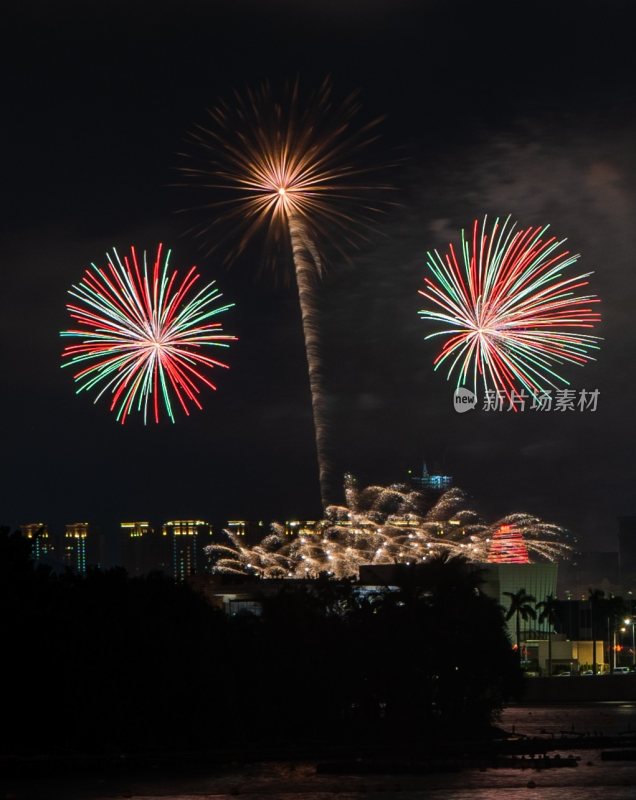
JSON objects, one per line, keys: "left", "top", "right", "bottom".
{"left": 60, "top": 244, "right": 236, "bottom": 423}
{"left": 288, "top": 214, "right": 331, "bottom": 509}
{"left": 208, "top": 475, "right": 574, "bottom": 578}
{"left": 418, "top": 215, "right": 602, "bottom": 397}
{"left": 179, "top": 80, "right": 390, "bottom": 508}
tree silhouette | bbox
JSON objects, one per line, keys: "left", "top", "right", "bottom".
{"left": 390, "top": 553, "right": 486, "bottom": 609}
{"left": 2, "top": 527, "right": 522, "bottom": 755}
{"left": 588, "top": 588, "right": 605, "bottom": 674}
{"left": 504, "top": 588, "right": 536, "bottom": 665}
{"left": 536, "top": 594, "right": 560, "bottom": 676}
{"left": 604, "top": 594, "right": 627, "bottom": 671}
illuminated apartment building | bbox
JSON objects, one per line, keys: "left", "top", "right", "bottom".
{"left": 20, "top": 523, "right": 54, "bottom": 562}
{"left": 162, "top": 520, "right": 211, "bottom": 581}
{"left": 284, "top": 520, "right": 318, "bottom": 536}
{"left": 64, "top": 522, "right": 89, "bottom": 574}
{"left": 226, "top": 520, "right": 266, "bottom": 541}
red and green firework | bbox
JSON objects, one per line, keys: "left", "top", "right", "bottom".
{"left": 418, "top": 216, "right": 601, "bottom": 395}
{"left": 61, "top": 244, "right": 236, "bottom": 424}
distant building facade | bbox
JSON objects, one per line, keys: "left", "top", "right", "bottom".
{"left": 20, "top": 523, "right": 54, "bottom": 563}
{"left": 63, "top": 523, "right": 89, "bottom": 574}
{"left": 163, "top": 520, "right": 211, "bottom": 581}
{"left": 492, "top": 562, "right": 559, "bottom": 640}
{"left": 524, "top": 636, "right": 605, "bottom": 675}
{"left": 284, "top": 520, "right": 318, "bottom": 536}
{"left": 408, "top": 462, "right": 453, "bottom": 494}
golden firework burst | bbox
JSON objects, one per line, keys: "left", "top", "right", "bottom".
{"left": 179, "top": 80, "right": 391, "bottom": 510}
{"left": 178, "top": 78, "right": 390, "bottom": 268}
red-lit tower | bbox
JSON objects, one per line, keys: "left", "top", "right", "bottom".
{"left": 488, "top": 524, "right": 530, "bottom": 564}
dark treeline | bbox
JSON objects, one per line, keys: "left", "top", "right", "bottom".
{"left": 2, "top": 528, "right": 522, "bottom": 755}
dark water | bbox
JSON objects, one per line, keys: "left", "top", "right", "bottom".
{"left": 4, "top": 704, "right": 636, "bottom": 799}
{"left": 500, "top": 702, "right": 636, "bottom": 737}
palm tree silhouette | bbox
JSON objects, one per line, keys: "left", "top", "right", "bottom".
{"left": 504, "top": 588, "right": 536, "bottom": 666}
{"left": 605, "top": 594, "right": 627, "bottom": 671}
{"left": 536, "top": 594, "right": 560, "bottom": 676}
{"left": 588, "top": 588, "right": 605, "bottom": 674}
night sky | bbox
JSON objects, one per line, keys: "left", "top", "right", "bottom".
{"left": 3, "top": 0, "right": 635, "bottom": 552}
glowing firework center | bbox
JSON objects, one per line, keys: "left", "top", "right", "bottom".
{"left": 181, "top": 80, "right": 388, "bottom": 509}
{"left": 418, "top": 215, "right": 601, "bottom": 397}
{"left": 60, "top": 244, "right": 236, "bottom": 424}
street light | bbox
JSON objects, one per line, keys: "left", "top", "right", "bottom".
{"left": 624, "top": 618, "right": 636, "bottom": 667}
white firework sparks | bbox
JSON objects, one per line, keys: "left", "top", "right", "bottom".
{"left": 207, "top": 475, "right": 573, "bottom": 579}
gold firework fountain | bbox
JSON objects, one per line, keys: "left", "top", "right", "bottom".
{"left": 207, "top": 475, "right": 575, "bottom": 579}
{"left": 180, "top": 80, "right": 387, "bottom": 509}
